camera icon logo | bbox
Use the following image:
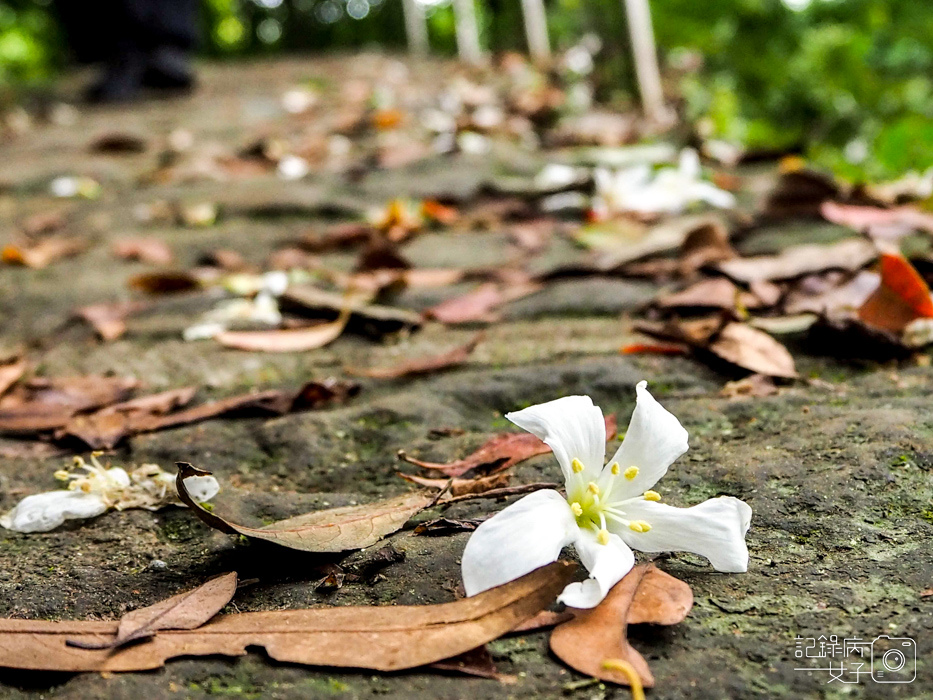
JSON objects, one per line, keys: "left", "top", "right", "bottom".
{"left": 871, "top": 635, "right": 916, "bottom": 683}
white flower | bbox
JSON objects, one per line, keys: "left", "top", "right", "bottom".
{"left": 0, "top": 455, "right": 219, "bottom": 533}
{"left": 592, "top": 148, "right": 736, "bottom": 217}
{"left": 461, "top": 381, "right": 751, "bottom": 608}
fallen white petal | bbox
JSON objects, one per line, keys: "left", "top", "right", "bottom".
{"left": 606, "top": 381, "right": 688, "bottom": 496}
{"left": 0, "top": 491, "right": 108, "bottom": 533}
{"left": 462, "top": 489, "right": 577, "bottom": 596}
{"left": 558, "top": 528, "right": 634, "bottom": 608}
{"left": 618, "top": 497, "right": 752, "bottom": 572}
{"left": 507, "top": 395, "right": 607, "bottom": 482}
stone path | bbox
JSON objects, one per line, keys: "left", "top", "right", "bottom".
{"left": 0, "top": 57, "right": 930, "bottom": 699}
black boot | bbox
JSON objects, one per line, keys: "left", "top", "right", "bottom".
{"left": 84, "top": 49, "right": 146, "bottom": 103}
{"left": 142, "top": 45, "right": 194, "bottom": 91}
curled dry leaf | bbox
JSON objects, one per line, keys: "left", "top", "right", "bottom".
{"left": 397, "top": 471, "right": 510, "bottom": 497}
{"left": 397, "top": 414, "right": 617, "bottom": 477}
{"left": 717, "top": 238, "right": 876, "bottom": 284}
{"left": 281, "top": 285, "right": 422, "bottom": 336}
{"left": 68, "top": 573, "right": 237, "bottom": 650}
{"left": 550, "top": 564, "right": 693, "bottom": 688}
{"left": 216, "top": 309, "right": 350, "bottom": 352}
{"left": 346, "top": 333, "right": 483, "bottom": 379}
{"left": 0, "top": 561, "right": 576, "bottom": 673}
{"left": 429, "top": 645, "right": 515, "bottom": 683}
{"left": 176, "top": 462, "right": 433, "bottom": 552}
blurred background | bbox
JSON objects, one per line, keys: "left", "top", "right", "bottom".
{"left": 1, "top": 0, "right": 932, "bottom": 180}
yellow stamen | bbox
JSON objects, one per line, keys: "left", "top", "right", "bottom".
{"left": 629, "top": 520, "right": 652, "bottom": 533}
{"left": 601, "top": 658, "right": 645, "bottom": 700}
{"left": 643, "top": 490, "right": 661, "bottom": 501}
{"left": 570, "top": 502, "right": 583, "bottom": 517}
{"left": 80, "top": 482, "right": 92, "bottom": 493}
{"left": 571, "top": 458, "right": 585, "bottom": 474}
{"left": 610, "top": 462, "right": 620, "bottom": 475}
{"left": 587, "top": 481, "right": 600, "bottom": 495}
{"left": 53, "top": 470, "right": 70, "bottom": 481}
{"left": 624, "top": 465, "right": 639, "bottom": 480}
{"left": 597, "top": 528, "right": 610, "bottom": 545}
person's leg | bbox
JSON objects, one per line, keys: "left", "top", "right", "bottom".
{"left": 133, "top": 0, "right": 198, "bottom": 91}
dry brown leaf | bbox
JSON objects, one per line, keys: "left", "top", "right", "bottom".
{"left": 347, "top": 334, "right": 482, "bottom": 379}
{"left": 717, "top": 238, "right": 876, "bottom": 284}
{"left": 763, "top": 168, "right": 841, "bottom": 219}
{"left": 69, "top": 573, "right": 237, "bottom": 650}
{"left": 0, "top": 376, "right": 138, "bottom": 434}
{"left": 821, "top": 201, "right": 933, "bottom": 240}
{"left": 75, "top": 301, "right": 148, "bottom": 341}
{"left": 0, "top": 561, "right": 575, "bottom": 673}
{"left": 111, "top": 237, "right": 174, "bottom": 265}
{"left": 429, "top": 645, "right": 515, "bottom": 683}
{"left": 282, "top": 286, "right": 422, "bottom": 336}
{"left": 216, "top": 310, "right": 350, "bottom": 352}
{"left": 397, "top": 471, "right": 510, "bottom": 497}
{"left": 176, "top": 462, "right": 433, "bottom": 552}
{"left": 720, "top": 374, "right": 779, "bottom": 399}
{"left": 299, "top": 222, "right": 372, "bottom": 252}
{"left": 398, "top": 414, "right": 618, "bottom": 477}
{"left": 424, "top": 283, "right": 504, "bottom": 324}
{"left": 550, "top": 564, "right": 693, "bottom": 688}
{"left": 89, "top": 132, "right": 147, "bottom": 153}
{"left": 509, "top": 610, "right": 573, "bottom": 634}
{"left": 708, "top": 322, "right": 798, "bottom": 378}
{"left": 655, "top": 277, "right": 765, "bottom": 312}
{"left": 636, "top": 318, "right": 797, "bottom": 378}
{"left": 1, "top": 237, "right": 87, "bottom": 268}
{"left": 677, "top": 220, "right": 737, "bottom": 276}
{"left": 412, "top": 517, "right": 486, "bottom": 536}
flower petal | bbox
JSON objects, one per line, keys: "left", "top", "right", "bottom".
{"left": 558, "top": 528, "right": 635, "bottom": 608}
{"left": 617, "top": 497, "right": 752, "bottom": 572}
{"left": 462, "top": 489, "right": 578, "bottom": 596}
{"left": 506, "top": 395, "right": 607, "bottom": 483}
{"left": 0, "top": 491, "right": 109, "bottom": 533}
{"left": 606, "top": 381, "right": 688, "bottom": 497}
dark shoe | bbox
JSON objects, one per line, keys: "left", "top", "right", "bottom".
{"left": 142, "top": 47, "right": 195, "bottom": 91}
{"left": 84, "top": 53, "right": 146, "bottom": 103}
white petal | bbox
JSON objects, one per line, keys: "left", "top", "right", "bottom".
{"left": 558, "top": 528, "right": 635, "bottom": 608}
{"left": 0, "top": 491, "right": 109, "bottom": 533}
{"left": 692, "top": 182, "right": 736, "bottom": 209}
{"left": 180, "top": 475, "right": 220, "bottom": 503}
{"left": 606, "top": 381, "right": 688, "bottom": 497}
{"left": 618, "top": 497, "right": 752, "bottom": 572}
{"left": 462, "top": 490, "right": 578, "bottom": 596}
{"left": 506, "top": 396, "right": 607, "bottom": 483}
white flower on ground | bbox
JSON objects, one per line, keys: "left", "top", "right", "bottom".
{"left": 592, "top": 148, "right": 736, "bottom": 218}
{"left": 461, "top": 381, "right": 752, "bottom": 608}
{"left": 0, "top": 454, "right": 219, "bottom": 533}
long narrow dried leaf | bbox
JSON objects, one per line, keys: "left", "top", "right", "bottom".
{"left": 176, "top": 462, "right": 432, "bottom": 552}
{"left": 397, "top": 414, "right": 618, "bottom": 477}
{"left": 550, "top": 564, "right": 693, "bottom": 688}
{"left": 717, "top": 238, "right": 876, "bottom": 284}
{"left": 0, "top": 562, "right": 576, "bottom": 672}
{"left": 347, "top": 333, "right": 483, "bottom": 379}
{"left": 69, "top": 573, "right": 237, "bottom": 650}
{"left": 216, "top": 309, "right": 349, "bottom": 352}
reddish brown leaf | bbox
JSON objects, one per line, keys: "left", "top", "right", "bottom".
{"left": 620, "top": 343, "right": 689, "bottom": 356}
{"left": 0, "top": 561, "right": 575, "bottom": 673}
{"left": 550, "top": 564, "right": 693, "bottom": 688}
{"left": 425, "top": 283, "right": 503, "bottom": 324}
{"left": 129, "top": 271, "right": 201, "bottom": 294}
{"left": 859, "top": 253, "right": 933, "bottom": 333}
{"left": 89, "top": 132, "right": 147, "bottom": 153}
{"left": 397, "top": 414, "right": 618, "bottom": 477}
{"left": 347, "top": 334, "right": 483, "bottom": 379}
{"left": 111, "top": 238, "right": 174, "bottom": 265}
{"left": 677, "top": 220, "right": 737, "bottom": 276}
{"left": 821, "top": 201, "right": 933, "bottom": 239}
{"left": 0, "top": 376, "right": 138, "bottom": 434}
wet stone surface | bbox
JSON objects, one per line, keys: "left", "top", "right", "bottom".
{"left": 0, "top": 58, "right": 931, "bottom": 699}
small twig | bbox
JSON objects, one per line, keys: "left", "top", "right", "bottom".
{"left": 440, "top": 482, "right": 560, "bottom": 505}
{"left": 429, "top": 478, "right": 454, "bottom": 507}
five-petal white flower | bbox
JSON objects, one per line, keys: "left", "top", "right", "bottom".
{"left": 461, "top": 381, "right": 752, "bottom": 608}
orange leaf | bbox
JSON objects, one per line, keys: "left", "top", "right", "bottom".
{"left": 858, "top": 253, "right": 933, "bottom": 332}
